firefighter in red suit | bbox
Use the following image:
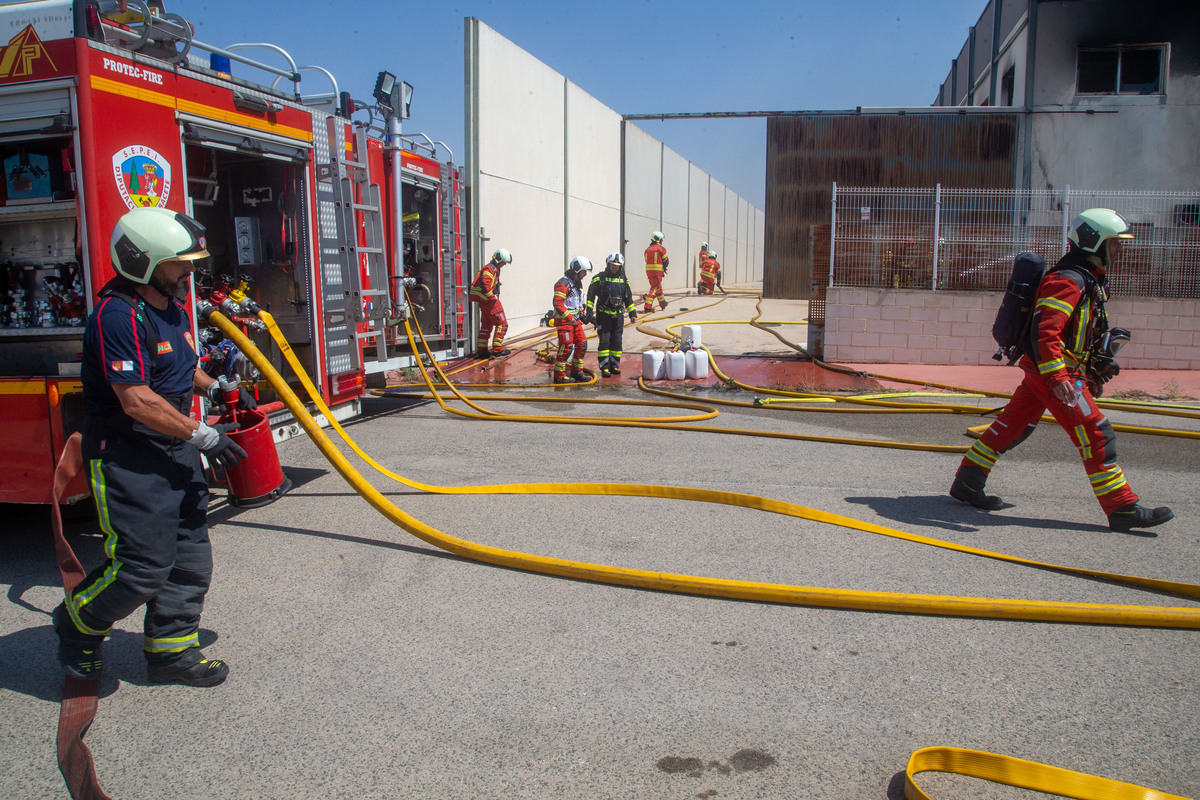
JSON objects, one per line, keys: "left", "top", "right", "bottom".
{"left": 698, "top": 250, "right": 722, "bottom": 295}
{"left": 470, "top": 248, "right": 512, "bottom": 358}
{"left": 642, "top": 231, "right": 669, "bottom": 312}
{"left": 552, "top": 257, "right": 592, "bottom": 384}
{"left": 950, "top": 208, "right": 1173, "bottom": 532}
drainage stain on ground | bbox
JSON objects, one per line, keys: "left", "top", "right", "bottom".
{"left": 656, "top": 748, "right": 776, "bottom": 779}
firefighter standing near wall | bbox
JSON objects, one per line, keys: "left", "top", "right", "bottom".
{"left": 950, "top": 208, "right": 1174, "bottom": 532}
{"left": 586, "top": 252, "right": 637, "bottom": 377}
{"left": 53, "top": 207, "right": 248, "bottom": 687}
{"left": 698, "top": 249, "right": 722, "bottom": 295}
{"left": 552, "top": 256, "right": 593, "bottom": 384}
{"left": 642, "top": 231, "right": 669, "bottom": 312}
{"left": 470, "top": 248, "right": 513, "bottom": 358}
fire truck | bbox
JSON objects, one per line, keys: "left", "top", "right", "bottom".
{"left": 0, "top": 0, "right": 468, "bottom": 504}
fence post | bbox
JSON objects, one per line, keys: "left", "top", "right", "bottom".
{"left": 1061, "top": 184, "right": 1071, "bottom": 256}
{"left": 931, "top": 183, "right": 942, "bottom": 290}
{"left": 829, "top": 182, "right": 838, "bottom": 288}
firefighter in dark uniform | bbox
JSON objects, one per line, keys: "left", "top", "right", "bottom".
{"left": 586, "top": 251, "right": 637, "bottom": 377}
{"left": 53, "top": 206, "right": 247, "bottom": 686}
{"left": 950, "top": 208, "right": 1173, "bottom": 532}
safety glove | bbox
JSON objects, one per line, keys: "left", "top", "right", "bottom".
{"left": 207, "top": 381, "right": 258, "bottom": 414}
{"left": 190, "top": 421, "right": 248, "bottom": 471}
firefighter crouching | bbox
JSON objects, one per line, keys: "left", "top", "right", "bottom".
{"left": 552, "top": 257, "right": 593, "bottom": 384}
{"left": 470, "top": 248, "right": 512, "bottom": 358}
{"left": 586, "top": 252, "right": 637, "bottom": 377}
{"left": 950, "top": 208, "right": 1173, "bottom": 532}
{"left": 642, "top": 231, "right": 669, "bottom": 312}
{"left": 698, "top": 250, "right": 722, "bottom": 295}
{"left": 53, "top": 207, "right": 247, "bottom": 687}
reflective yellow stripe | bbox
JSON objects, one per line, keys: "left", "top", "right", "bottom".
{"left": 90, "top": 75, "right": 313, "bottom": 142}
{"left": 1036, "top": 296, "right": 1073, "bottom": 315}
{"left": 144, "top": 632, "right": 200, "bottom": 653}
{"left": 70, "top": 460, "right": 123, "bottom": 617}
{"left": 1037, "top": 358, "right": 1065, "bottom": 375}
{"left": 1089, "top": 467, "right": 1128, "bottom": 497}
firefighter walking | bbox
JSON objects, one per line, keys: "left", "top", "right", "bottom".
{"left": 642, "top": 231, "right": 669, "bottom": 312}
{"left": 950, "top": 208, "right": 1173, "bottom": 532}
{"left": 699, "top": 250, "right": 722, "bottom": 294}
{"left": 470, "top": 248, "right": 513, "bottom": 358}
{"left": 552, "top": 257, "right": 593, "bottom": 384}
{"left": 587, "top": 252, "right": 637, "bottom": 377}
{"left": 53, "top": 207, "right": 246, "bottom": 687}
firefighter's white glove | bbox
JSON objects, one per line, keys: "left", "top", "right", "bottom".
{"left": 1052, "top": 379, "right": 1082, "bottom": 408}
{"left": 190, "top": 421, "right": 248, "bottom": 470}
{"left": 190, "top": 421, "right": 221, "bottom": 450}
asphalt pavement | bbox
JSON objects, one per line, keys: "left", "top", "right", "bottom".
{"left": 3, "top": 299, "right": 1199, "bottom": 799}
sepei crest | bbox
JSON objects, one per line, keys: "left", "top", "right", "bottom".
{"left": 112, "top": 145, "right": 172, "bottom": 210}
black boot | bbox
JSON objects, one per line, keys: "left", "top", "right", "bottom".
{"left": 148, "top": 648, "right": 229, "bottom": 687}
{"left": 950, "top": 465, "right": 1003, "bottom": 510}
{"left": 53, "top": 604, "right": 104, "bottom": 680}
{"left": 1108, "top": 503, "right": 1173, "bottom": 532}
{"left": 570, "top": 368, "right": 588, "bottom": 382}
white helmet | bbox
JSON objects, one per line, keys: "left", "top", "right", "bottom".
{"left": 567, "top": 256, "right": 593, "bottom": 275}
{"left": 709, "top": 251, "right": 718, "bottom": 260}
{"left": 492, "top": 248, "right": 513, "bottom": 265}
{"left": 110, "top": 207, "right": 208, "bottom": 285}
{"left": 651, "top": 231, "right": 664, "bottom": 243}
{"left": 700, "top": 241, "right": 708, "bottom": 250}
{"left": 605, "top": 252, "right": 624, "bottom": 267}
{"left": 1068, "top": 208, "right": 1133, "bottom": 267}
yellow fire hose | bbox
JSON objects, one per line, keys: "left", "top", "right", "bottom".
{"left": 626, "top": 301, "right": 1200, "bottom": 445}
{"left": 204, "top": 308, "right": 1196, "bottom": 799}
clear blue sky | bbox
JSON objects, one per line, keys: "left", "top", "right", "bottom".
{"left": 188, "top": 0, "right": 986, "bottom": 208}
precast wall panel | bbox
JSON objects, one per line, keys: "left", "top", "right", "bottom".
{"left": 687, "top": 163, "right": 711, "bottom": 287}
{"left": 659, "top": 146, "right": 691, "bottom": 293}
{"left": 567, "top": 82, "right": 622, "bottom": 268}
{"left": 469, "top": 20, "right": 567, "bottom": 332}
{"left": 708, "top": 180, "right": 727, "bottom": 281}
{"left": 724, "top": 189, "right": 740, "bottom": 284}
{"left": 467, "top": 18, "right": 762, "bottom": 339}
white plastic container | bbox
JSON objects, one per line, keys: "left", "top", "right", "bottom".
{"left": 680, "top": 324, "right": 702, "bottom": 350}
{"left": 665, "top": 350, "right": 686, "bottom": 380}
{"left": 685, "top": 349, "right": 709, "bottom": 380}
{"left": 642, "top": 350, "right": 665, "bottom": 380}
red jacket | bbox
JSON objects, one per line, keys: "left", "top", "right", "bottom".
{"left": 470, "top": 262, "right": 502, "bottom": 303}
{"left": 644, "top": 243, "right": 668, "bottom": 272}
{"left": 1025, "top": 259, "right": 1105, "bottom": 385}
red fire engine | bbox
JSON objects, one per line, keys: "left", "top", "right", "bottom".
{"left": 0, "top": 0, "right": 468, "bottom": 504}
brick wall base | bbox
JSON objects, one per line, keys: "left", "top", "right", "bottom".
{"left": 823, "top": 288, "right": 1200, "bottom": 369}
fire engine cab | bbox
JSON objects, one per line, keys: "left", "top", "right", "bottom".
{"left": 0, "top": 0, "right": 467, "bottom": 504}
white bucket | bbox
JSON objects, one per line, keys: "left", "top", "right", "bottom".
{"left": 685, "top": 349, "right": 709, "bottom": 380}
{"left": 642, "top": 350, "right": 665, "bottom": 380}
{"left": 665, "top": 350, "right": 686, "bottom": 381}
{"left": 680, "top": 324, "right": 702, "bottom": 349}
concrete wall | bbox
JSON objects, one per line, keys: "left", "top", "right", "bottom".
{"left": 824, "top": 288, "right": 1200, "bottom": 369}
{"left": 467, "top": 19, "right": 763, "bottom": 335}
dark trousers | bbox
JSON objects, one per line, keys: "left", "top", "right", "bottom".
{"left": 595, "top": 311, "right": 625, "bottom": 371}
{"left": 60, "top": 417, "right": 212, "bottom": 663}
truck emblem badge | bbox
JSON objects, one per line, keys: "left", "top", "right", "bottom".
{"left": 0, "top": 25, "right": 57, "bottom": 79}
{"left": 112, "top": 146, "right": 172, "bottom": 210}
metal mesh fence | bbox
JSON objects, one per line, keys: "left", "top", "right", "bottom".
{"left": 829, "top": 185, "right": 1200, "bottom": 298}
